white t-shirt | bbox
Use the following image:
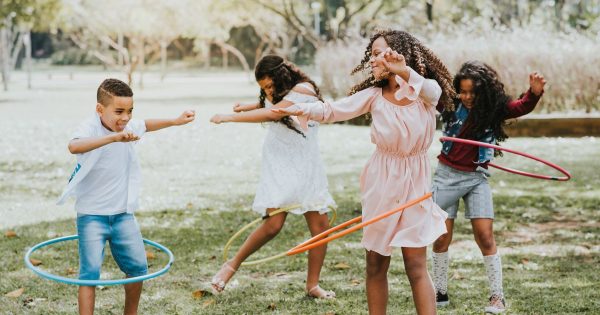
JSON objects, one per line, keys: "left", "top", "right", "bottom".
{"left": 73, "top": 119, "right": 146, "bottom": 215}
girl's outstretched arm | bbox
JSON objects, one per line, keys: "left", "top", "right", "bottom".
{"left": 505, "top": 72, "right": 546, "bottom": 119}
{"left": 210, "top": 100, "right": 293, "bottom": 124}
{"left": 272, "top": 87, "right": 378, "bottom": 124}
{"left": 233, "top": 102, "right": 261, "bottom": 112}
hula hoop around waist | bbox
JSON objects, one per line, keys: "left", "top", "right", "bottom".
{"left": 440, "top": 136, "right": 571, "bottom": 181}
{"left": 25, "top": 235, "right": 174, "bottom": 286}
{"left": 287, "top": 193, "right": 432, "bottom": 256}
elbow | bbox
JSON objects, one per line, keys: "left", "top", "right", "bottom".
{"left": 68, "top": 142, "right": 79, "bottom": 154}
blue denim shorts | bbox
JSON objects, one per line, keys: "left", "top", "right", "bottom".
{"left": 77, "top": 213, "right": 148, "bottom": 281}
{"left": 432, "top": 163, "right": 494, "bottom": 219}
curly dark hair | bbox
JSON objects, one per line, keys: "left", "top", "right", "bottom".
{"left": 448, "top": 61, "right": 511, "bottom": 143}
{"left": 254, "top": 55, "right": 323, "bottom": 137}
{"left": 97, "top": 78, "right": 133, "bottom": 106}
{"left": 349, "top": 29, "right": 455, "bottom": 112}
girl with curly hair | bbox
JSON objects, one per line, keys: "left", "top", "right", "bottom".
{"left": 431, "top": 61, "right": 545, "bottom": 314}
{"left": 275, "top": 29, "right": 455, "bottom": 314}
{"left": 209, "top": 55, "right": 337, "bottom": 298}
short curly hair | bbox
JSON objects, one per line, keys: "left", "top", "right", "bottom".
{"left": 97, "top": 78, "right": 133, "bottom": 106}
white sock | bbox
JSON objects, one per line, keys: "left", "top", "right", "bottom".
{"left": 483, "top": 254, "right": 504, "bottom": 298}
{"left": 432, "top": 251, "right": 449, "bottom": 294}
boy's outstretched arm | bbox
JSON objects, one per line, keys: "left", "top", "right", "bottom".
{"left": 68, "top": 132, "right": 139, "bottom": 154}
{"left": 145, "top": 110, "right": 196, "bottom": 132}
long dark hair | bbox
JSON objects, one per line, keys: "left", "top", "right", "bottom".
{"left": 447, "top": 61, "right": 510, "bottom": 143}
{"left": 255, "top": 55, "right": 322, "bottom": 137}
{"left": 350, "top": 29, "right": 455, "bottom": 112}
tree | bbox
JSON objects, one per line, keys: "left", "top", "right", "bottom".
{"left": 0, "top": 0, "right": 60, "bottom": 90}
{"left": 58, "top": 0, "right": 189, "bottom": 86}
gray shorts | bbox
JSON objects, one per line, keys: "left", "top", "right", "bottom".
{"left": 432, "top": 163, "right": 494, "bottom": 219}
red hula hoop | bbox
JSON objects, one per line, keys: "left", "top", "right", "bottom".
{"left": 440, "top": 136, "right": 571, "bottom": 181}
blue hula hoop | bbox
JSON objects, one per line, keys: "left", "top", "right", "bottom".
{"left": 24, "top": 235, "right": 174, "bottom": 286}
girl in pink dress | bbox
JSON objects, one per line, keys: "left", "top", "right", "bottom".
{"left": 274, "top": 30, "right": 455, "bottom": 314}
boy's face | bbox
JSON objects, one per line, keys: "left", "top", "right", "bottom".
{"left": 458, "top": 79, "right": 475, "bottom": 109}
{"left": 258, "top": 77, "right": 274, "bottom": 102}
{"left": 96, "top": 96, "right": 134, "bottom": 132}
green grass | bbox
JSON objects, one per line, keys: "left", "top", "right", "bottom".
{"left": 2, "top": 125, "right": 599, "bottom": 314}
{"left": 1, "top": 185, "right": 599, "bottom": 314}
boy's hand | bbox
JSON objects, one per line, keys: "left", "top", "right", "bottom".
{"left": 529, "top": 72, "right": 546, "bottom": 96}
{"left": 112, "top": 131, "right": 140, "bottom": 142}
{"left": 380, "top": 47, "right": 408, "bottom": 77}
{"left": 210, "top": 114, "right": 232, "bottom": 124}
{"left": 233, "top": 103, "right": 243, "bottom": 112}
{"left": 175, "top": 110, "right": 196, "bottom": 125}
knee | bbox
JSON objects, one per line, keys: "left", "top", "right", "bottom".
{"left": 315, "top": 217, "right": 330, "bottom": 232}
{"left": 264, "top": 220, "right": 285, "bottom": 238}
{"left": 433, "top": 233, "right": 451, "bottom": 252}
{"left": 404, "top": 259, "right": 428, "bottom": 284}
{"left": 366, "top": 262, "right": 387, "bottom": 278}
{"left": 366, "top": 256, "right": 389, "bottom": 278}
{"left": 475, "top": 232, "right": 496, "bottom": 251}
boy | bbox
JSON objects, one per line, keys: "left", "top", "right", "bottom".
{"left": 57, "top": 78, "right": 195, "bottom": 315}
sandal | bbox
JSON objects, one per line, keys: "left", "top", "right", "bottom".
{"left": 306, "top": 285, "right": 336, "bottom": 299}
{"left": 210, "top": 262, "right": 237, "bottom": 294}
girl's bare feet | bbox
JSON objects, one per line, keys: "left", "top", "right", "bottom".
{"left": 306, "top": 285, "right": 336, "bottom": 299}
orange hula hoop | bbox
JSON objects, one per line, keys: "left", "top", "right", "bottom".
{"left": 287, "top": 192, "right": 432, "bottom": 256}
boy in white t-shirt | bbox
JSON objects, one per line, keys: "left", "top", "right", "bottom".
{"left": 58, "top": 78, "right": 194, "bottom": 315}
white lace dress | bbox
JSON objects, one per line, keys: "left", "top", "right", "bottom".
{"left": 252, "top": 83, "right": 336, "bottom": 215}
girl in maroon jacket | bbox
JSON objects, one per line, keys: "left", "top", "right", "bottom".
{"left": 431, "top": 61, "right": 546, "bottom": 314}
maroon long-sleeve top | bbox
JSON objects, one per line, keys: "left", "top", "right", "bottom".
{"left": 436, "top": 89, "right": 542, "bottom": 172}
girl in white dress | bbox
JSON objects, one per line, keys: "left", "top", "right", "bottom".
{"left": 209, "top": 55, "right": 336, "bottom": 298}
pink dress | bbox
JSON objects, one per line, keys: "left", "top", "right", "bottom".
{"left": 295, "top": 68, "right": 448, "bottom": 256}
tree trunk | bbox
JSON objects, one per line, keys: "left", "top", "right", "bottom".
{"left": 160, "top": 40, "right": 167, "bottom": 81}
{"left": 426, "top": 0, "right": 434, "bottom": 23}
{"left": 23, "top": 29, "right": 32, "bottom": 90}
{"left": 554, "top": 0, "right": 566, "bottom": 30}
{"left": 221, "top": 45, "right": 228, "bottom": 69}
{"left": 0, "top": 27, "right": 9, "bottom": 91}
{"left": 138, "top": 42, "right": 145, "bottom": 89}
{"left": 117, "top": 32, "right": 124, "bottom": 66}
{"left": 215, "top": 41, "right": 251, "bottom": 73}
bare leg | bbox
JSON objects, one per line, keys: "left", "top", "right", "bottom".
{"left": 303, "top": 211, "right": 333, "bottom": 297}
{"left": 211, "top": 208, "right": 287, "bottom": 292}
{"left": 365, "top": 250, "right": 391, "bottom": 315}
{"left": 229, "top": 209, "right": 287, "bottom": 268}
{"left": 471, "top": 218, "right": 496, "bottom": 256}
{"left": 78, "top": 286, "right": 95, "bottom": 315}
{"left": 123, "top": 280, "right": 143, "bottom": 315}
{"left": 432, "top": 219, "right": 454, "bottom": 253}
{"left": 402, "top": 246, "right": 436, "bottom": 315}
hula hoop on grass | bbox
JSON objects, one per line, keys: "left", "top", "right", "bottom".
{"left": 25, "top": 235, "right": 174, "bottom": 286}
{"left": 287, "top": 193, "right": 432, "bottom": 256}
{"left": 440, "top": 136, "right": 571, "bottom": 181}
{"left": 222, "top": 204, "right": 337, "bottom": 266}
